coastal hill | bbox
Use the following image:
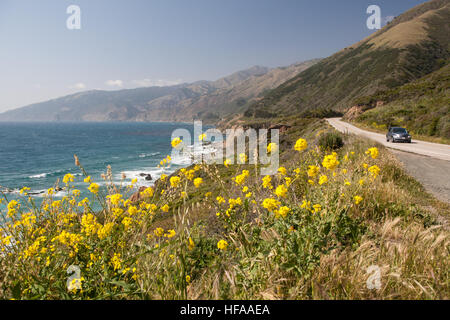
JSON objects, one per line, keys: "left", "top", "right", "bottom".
{"left": 244, "top": 0, "right": 449, "bottom": 118}
{"left": 0, "top": 61, "right": 318, "bottom": 122}
{"left": 351, "top": 63, "right": 450, "bottom": 140}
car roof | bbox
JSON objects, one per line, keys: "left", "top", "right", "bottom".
{"left": 391, "top": 127, "right": 406, "bottom": 129}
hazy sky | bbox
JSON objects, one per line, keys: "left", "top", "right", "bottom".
{"left": 0, "top": 0, "right": 425, "bottom": 112}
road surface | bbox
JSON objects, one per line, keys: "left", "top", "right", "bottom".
{"left": 326, "top": 118, "right": 450, "bottom": 161}
{"left": 327, "top": 118, "right": 450, "bottom": 203}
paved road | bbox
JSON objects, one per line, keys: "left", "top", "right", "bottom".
{"left": 327, "top": 118, "right": 450, "bottom": 203}
{"left": 392, "top": 150, "right": 450, "bottom": 204}
{"left": 326, "top": 118, "right": 450, "bottom": 161}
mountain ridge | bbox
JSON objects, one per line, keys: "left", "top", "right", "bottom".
{"left": 244, "top": 0, "right": 450, "bottom": 118}
{"left": 0, "top": 60, "right": 319, "bottom": 122}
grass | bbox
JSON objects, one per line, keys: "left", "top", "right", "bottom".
{"left": 0, "top": 119, "right": 448, "bottom": 300}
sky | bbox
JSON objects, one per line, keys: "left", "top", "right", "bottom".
{"left": 0, "top": 0, "right": 426, "bottom": 112}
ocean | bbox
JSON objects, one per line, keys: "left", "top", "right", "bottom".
{"left": 0, "top": 122, "right": 204, "bottom": 206}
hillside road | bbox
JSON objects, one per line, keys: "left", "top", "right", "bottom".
{"left": 327, "top": 118, "right": 450, "bottom": 203}
{"left": 326, "top": 118, "right": 450, "bottom": 161}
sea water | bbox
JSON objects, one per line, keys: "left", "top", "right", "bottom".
{"left": 0, "top": 121, "right": 204, "bottom": 207}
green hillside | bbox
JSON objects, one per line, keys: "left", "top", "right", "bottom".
{"left": 353, "top": 63, "right": 450, "bottom": 141}
{"left": 245, "top": 0, "right": 450, "bottom": 118}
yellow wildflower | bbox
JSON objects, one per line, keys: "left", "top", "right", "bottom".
{"left": 319, "top": 175, "right": 328, "bottom": 185}
{"left": 122, "top": 217, "right": 133, "bottom": 229}
{"left": 294, "top": 138, "right": 308, "bottom": 152}
{"left": 224, "top": 159, "right": 232, "bottom": 167}
{"left": 275, "top": 184, "right": 288, "bottom": 198}
{"left": 154, "top": 228, "right": 164, "bottom": 237}
{"left": 140, "top": 187, "right": 154, "bottom": 198}
{"left": 188, "top": 237, "right": 195, "bottom": 251}
{"left": 63, "top": 173, "right": 75, "bottom": 184}
{"left": 278, "top": 167, "right": 287, "bottom": 176}
{"left": 111, "top": 253, "right": 122, "bottom": 271}
{"left": 217, "top": 240, "right": 229, "bottom": 251}
{"left": 307, "top": 165, "right": 319, "bottom": 177}
{"left": 165, "top": 229, "right": 176, "bottom": 238}
{"left": 354, "top": 195, "right": 363, "bottom": 205}
{"left": 170, "top": 176, "right": 181, "bottom": 188}
{"left": 277, "top": 206, "right": 291, "bottom": 218}
{"left": 193, "top": 177, "right": 203, "bottom": 188}
{"left": 216, "top": 196, "right": 225, "bottom": 204}
{"left": 107, "top": 193, "right": 123, "bottom": 206}
{"left": 267, "top": 143, "right": 278, "bottom": 154}
{"left": 262, "top": 175, "right": 273, "bottom": 189}
{"left": 322, "top": 152, "right": 339, "bottom": 171}
{"left": 88, "top": 183, "right": 99, "bottom": 194}
{"left": 365, "top": 147, "right": 379, "bottom": 159}
{"left": 368, "top": 165, "right": 380, "bottom": 178}
{"left": 171, "top": 137, "right": 182, "bottom": 148}
{"left": 262, "top": 198, "right": 281, "bottom": 212}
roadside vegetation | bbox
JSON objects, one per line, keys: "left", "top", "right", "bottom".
{"left": 0, "top": 119, "right": 448, "bottom": 300}
{"left": 353, "top": 63, "right": 450, "bottom": 144}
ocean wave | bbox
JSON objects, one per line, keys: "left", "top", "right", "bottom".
{"left": 0, "top": 187, "right": 67, "bottom": 198}
{"left": 31, "top": 189, "right": 68, "bottom": 198}
{"left": 28, "top": 171, "right": 81, "bottom": 179}
{"left": 138, "top": 152, "right": 161, "bottom": 158}
{"left": 29, "top": 173, "right": 48, "bottom": 179}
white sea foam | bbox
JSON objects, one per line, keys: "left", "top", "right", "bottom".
{"left": 171, "top": 144, "right": 219, "bottom": 165}
{"left": 116, "top": 167, "right": 173, "bottom": 187}
{"left": 28, "top": 169, "right": 75, "bottom": 179}
{"left": 29, "top": 173, "right": 48, "bottom": 179}
{"left": 138, "top": 152, "right": 161, "bottom": 158}
{"left": 31, "top": 189, "right": 68, "bottom": 198}
{"left": 0, "top": 187, "right": 67, "bottom": 198}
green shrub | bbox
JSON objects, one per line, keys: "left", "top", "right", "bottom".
{"left": 318, "top": 132, "right": 344, "bottom": 151}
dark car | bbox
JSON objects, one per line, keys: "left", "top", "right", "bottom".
{"left": 386, "top": 127, "right": 412, "bottom": 143}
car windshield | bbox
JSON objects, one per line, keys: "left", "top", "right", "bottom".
{"left": 392, "top": 128, "right": 407, "bottom": 134}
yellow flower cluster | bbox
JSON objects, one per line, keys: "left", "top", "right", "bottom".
{"left": 217, "top": 240, "right": 229, "bottom": 251}
{"left": 322, "top": 152, "right": 340, "bottom": 171}
{"left": 365, "top": 147, "right": 379, "bottom": 159}
{"left": 262, "top": 198, "right": 281, "bottom": 212}
{"left": 234, "top": 170, "right": 249, "bottom": 186}
{"left": 368, "top": 165, "right": 380, "bottom": 178}
{"left": 262, "top": 175, "right": 273, "bottom": 189}
{"left": 170, "top": 176, "right": 181, "bottom": 188}
{"left": 171, "top": 137, "right": 182, "bottom": 148}
{"left": 307, "top": 166, "right": 319, "bottom": 178}
{"left": 294, "top": 138, "right": 308, "bottom": 152}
